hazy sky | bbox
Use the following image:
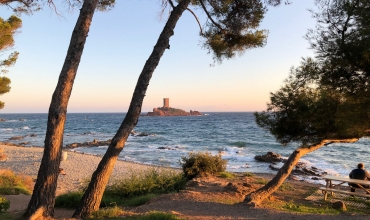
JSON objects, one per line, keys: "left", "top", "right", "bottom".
{"left": 0, "top": 0, "right": 316, "bottom": 113}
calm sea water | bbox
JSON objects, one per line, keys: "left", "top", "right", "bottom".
{"left": 0, "top": 112, "right": 369, "bottom": 180}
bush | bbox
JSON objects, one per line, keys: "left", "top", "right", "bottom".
{"left": 0, "top": 170, "right": 33, "bottom": 195}
{"left": 0, "top": 196, "right": 10, "bottom": 213}
{"left": 181, "top": 152, "right": 227, "bottom": 179}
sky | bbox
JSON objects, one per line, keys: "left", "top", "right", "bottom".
{"left": 0, "top": 0, "right": 317, "bottom": 113}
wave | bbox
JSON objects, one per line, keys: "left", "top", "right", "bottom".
{"left": 1, "top": 128, "right": 13, "bottom": 131}
{"left": 22, "top": 126, "right": 30, "bottom": 130}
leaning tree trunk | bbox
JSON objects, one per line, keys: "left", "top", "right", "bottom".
{"left": 72, "top": 0, "right": 192, "bottom": 218}
{"left": 24, "top": 0, "right": 98, "bottom": 218}
{"left": 244, "top": 138, "right": 358, "bottom": 206}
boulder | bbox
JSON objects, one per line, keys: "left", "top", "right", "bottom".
{"left": 254, "top": 152, "right": 282, "bottom": 163}
{"left": 332, "top": 201, "right": 346, "bottom": 211}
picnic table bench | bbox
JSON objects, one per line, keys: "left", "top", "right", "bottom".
{"left": 320, "top": 175, "right": 370, "bottom": 201}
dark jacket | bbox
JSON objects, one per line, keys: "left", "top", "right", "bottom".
{"left": 349, "top": 168, "right": 370, "bottom": 180}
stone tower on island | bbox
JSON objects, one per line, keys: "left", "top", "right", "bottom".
{"left": 163, "top": 98, "right": 169, "bottom": 108}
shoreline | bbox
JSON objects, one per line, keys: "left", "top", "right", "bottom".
{"left": 0, "top": 144, "right": 176, "bottom": 195}
{"left": 0, "top": 144, "right": 324, "bottom": 196}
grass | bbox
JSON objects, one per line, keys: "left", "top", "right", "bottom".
{"left": 281, "top": 202, "right": 341, "bottom": 214}
{"left": 88, "top": 208, "right": 182, "bottom": 220}
{"left": 279, "top": 182, "right": 294, "bottom": 191}
{"left": 125, "top": 211, "right": 182, "bottom": 220}
{"left": 254, "top": 178, "right": 268, "bottom": 185}
{"left": 55, "top": 168, "right": 186, "bottom": 209}
{"left": 219, "top": 171, "right": 235, "bottom": 179}
{"left": 89, "top": 206, "right": 125, "bottom": 219}
{"left": 243, "top": 172, "right": 254, "bottom": 177}
{"left": 0, "top": 170, "right": 33, "bottom": 195}
{"left": 107, "top": 168, "right": 186, "bottom": 198}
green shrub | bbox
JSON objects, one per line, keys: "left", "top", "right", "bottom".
{"left": 181, "top": 152, "right": 227, "bottom": 179}
{"left": 0, "top": 170, "right": 33, "bottom": 195}
{"left": 0, "top": 196, "right": 10, "bottom": 213}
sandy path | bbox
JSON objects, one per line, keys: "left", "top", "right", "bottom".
{"left": 0, "top": 144, "right": 167, "bottom": 195}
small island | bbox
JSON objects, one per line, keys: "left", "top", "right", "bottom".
{"left": 147, "top": 98, "right": 202, "bottom": 116}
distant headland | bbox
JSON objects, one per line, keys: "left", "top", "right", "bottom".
{"left": 146, "top": 98, "right": 202, "bottom": 116}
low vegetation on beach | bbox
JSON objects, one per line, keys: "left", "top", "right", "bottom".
{"left": 0, "top": 170, "right": 33, "bottom": 195}
{"left": 55, "top": 168, "right": 187, "bottom": 209}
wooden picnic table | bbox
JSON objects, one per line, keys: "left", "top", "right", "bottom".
{"left": 320, "top": 175, "right": 370, "bottom": 200}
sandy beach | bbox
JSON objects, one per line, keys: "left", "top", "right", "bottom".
{"left": 0, "top": 144, "right": 166, "bottom": 195}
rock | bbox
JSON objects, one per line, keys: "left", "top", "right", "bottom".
{"left": 19, "top": 142, "right": 30, "bottom": 145}
{"left": 311, "top": 177, "right": 321, "bottom": 180}
{"left": 9, "top": 136, "right": 24, "bottom": 141}
{"left": 29, "top": 134, "right": 37, "bottom": 137}
{"left": 254, "top": 152, "right": 282, "bottom": 163}
{"left": 65, "top": 139, "right": 112, "bottom": 148}
{"left": 332, "top": 201, "right": 346, "bottom": 211}
{"left": 269, "top": 164, "right": 280, "bottom": 171}
{"left": 137, "top": 132, "right": 149, "bottom": 137}
{"left": 0, "top": 118, "right": 5, "bottom": 122}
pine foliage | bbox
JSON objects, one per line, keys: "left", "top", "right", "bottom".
{"left": 256, "top": 0, "right": 370, "bottom": 146}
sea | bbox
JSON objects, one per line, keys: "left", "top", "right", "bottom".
{"left": 0, "top": 112, "right": 369, "bottom": 182}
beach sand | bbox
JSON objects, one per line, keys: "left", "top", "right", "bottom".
{"left": 0, "top": 144, "right": 164, "bottom": 195}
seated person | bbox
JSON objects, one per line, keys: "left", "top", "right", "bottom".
{"left": 349, "top": 162, "right": 370, "bottom": 192}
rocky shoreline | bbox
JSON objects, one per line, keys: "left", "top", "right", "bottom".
{"left": 254, "top": 151, "right": 328, "bottom": 180}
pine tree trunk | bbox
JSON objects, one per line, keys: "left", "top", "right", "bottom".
{"left": 245, "top": 139, "right": 358, "bottom": 206}
{"left": 72, "top": 0, "right": 191, "bottom": 218}
{"left": 23, "top": 1, "right": 98, "bottom": 218}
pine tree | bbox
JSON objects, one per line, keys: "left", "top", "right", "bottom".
{"left": 0, "top": 15, "right": 21, "bottom": 109}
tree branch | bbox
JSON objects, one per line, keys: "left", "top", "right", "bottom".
{"left": 199, "top": 0, "right": 224, "bottom": 31}
{"left": 186, "top": 8, "right": 204, "bottom": 36}
{"left": 168, "top": 0, "right": 175, "bottom": 8}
